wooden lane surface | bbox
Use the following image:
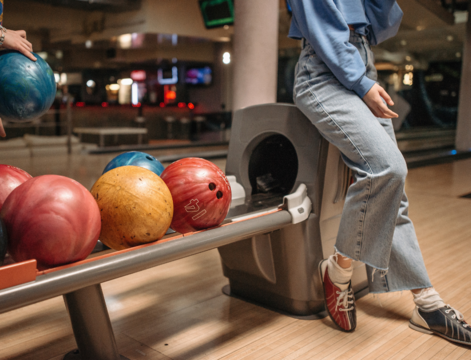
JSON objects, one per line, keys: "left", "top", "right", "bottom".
{"left": 0, "top": 156, "right": 471, "bottom": 359}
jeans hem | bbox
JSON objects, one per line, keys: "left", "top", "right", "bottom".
{"left": 368, "top": 283, "right": 432, "bottom": 295}
{"left": 334, "top": 245, "right": 389, "bottom": 271}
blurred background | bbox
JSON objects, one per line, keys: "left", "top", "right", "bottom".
{"left": 1, "top": 0, "right": 471, "bottom": 166}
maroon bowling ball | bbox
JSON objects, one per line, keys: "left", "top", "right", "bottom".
{"left": 0, "top": 175, "right": 101, "bottom": 269}
{"left": 0, "top": 164, "right": 32, "bottom": 211}
{"left": 160, "top": 157, "right": 231, "bottom": 234}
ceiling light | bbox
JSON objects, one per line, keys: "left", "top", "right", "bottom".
{"left": 223, "top": 52, "right": 231, "bottom": 64}
{"left": 120, "top": 78, "right": 133, "bottom": 86}
{"left": 119, "top": 34, "right": 132, "bottom": 49}
{"left": 447, "top": 35, "right": 454, "bottom": 42}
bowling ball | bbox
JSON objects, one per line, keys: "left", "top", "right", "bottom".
{"left": 91, "top": 166, "right": 173, "bottom": 250}
{"left": 1, "top": 175, "right": 101, "bottom": 269}
{"left": 160, "top": 158, "right": 231, "bottom": 234}
{"left": 0, "top": 50, "right": 56, "bottom": 122}
{"left": 0, "top": 218, "right": 7, "bottom": 266}
{"left": 0, "top": 164, "right": 32, "bottom": 211}
{"left": 103, "top": 151, "right": 164, "bottom": 177}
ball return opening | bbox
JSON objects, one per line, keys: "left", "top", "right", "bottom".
{"left": 0, "top": 104, "right": 368, "bottom": 360}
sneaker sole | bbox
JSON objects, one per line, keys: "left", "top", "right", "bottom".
{"left": 318, "top": 260, "right": 355, "bottom": 333}
{"left": 409, "top": 321, "right": 471, "bottom": 346}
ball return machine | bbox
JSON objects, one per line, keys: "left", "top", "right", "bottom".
{"left": 0, "top": 104, "right": 368, "bottom": 360}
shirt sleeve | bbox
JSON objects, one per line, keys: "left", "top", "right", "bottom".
{"left": 365, "top": 0, "right": 403, "bottom": 45}
{"left": 289, "top": 0, "right": 376, "bottom": 98}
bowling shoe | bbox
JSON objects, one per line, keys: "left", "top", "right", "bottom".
{"left": 410, "top": 305, "right": 471, "bottom": 345}
{"left": 319, "top": 259, "right": 356, "bottom": 332}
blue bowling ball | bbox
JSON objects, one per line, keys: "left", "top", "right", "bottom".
{"left": 0, "top": 218, "right": 7, "bottom": 266}
{"left": 103, "top": 151, "right": 165, "bottom": 176}
{"left": 0, "top": 50, "right": 56, "bottom": 122}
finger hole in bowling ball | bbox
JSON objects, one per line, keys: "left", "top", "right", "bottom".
{"left": 209, "top": 183, "right": 216, "bottom": 191}
{"left": 146, "top": 156, "right": 154, "bottom": 161}
{"left": 216, "top": 191, "right": 223, "bottom": 199}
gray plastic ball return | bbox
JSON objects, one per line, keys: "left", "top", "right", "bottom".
{"left": 0, "top": 104, "right": 367, "bottom": 360}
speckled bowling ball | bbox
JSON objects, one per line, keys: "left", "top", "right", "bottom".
{"left": 0, "top": 50, "right": 56, "bottom": 122}
{"left": 91, "top": 166, "right": 173, "bottom": 250}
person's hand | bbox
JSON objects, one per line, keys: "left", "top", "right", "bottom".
{"left": 1, "top": 29, "right": 37, "bottom": 61}
{"left": 363, "top": 83, "right": 398, "bottom": 118}
{"left": 0, "top": 118, "right": 5, "bottom": 137}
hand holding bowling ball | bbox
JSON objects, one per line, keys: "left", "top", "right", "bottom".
{"left": 103, "top": 151, "right": 164, "bottom": 177}
{"left": 160, "top": 158, "right": 232, "bottom": 234}
{"left": 0, "top": 164, "right": 32, "bottom": 211}
{"left": 1, "top": 175, "right": 101, "bottom": 269}
{"left": 0, "top": 50, "right": 56, "bottom": 122}
{"left": 91, "top": 166, "right": 173, "bottom": 250}
{"left": 2, "top": 29, "right": 37, "bottom": 62}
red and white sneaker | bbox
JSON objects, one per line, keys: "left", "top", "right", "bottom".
{"left": 319, "top": 259, "right": 356, "bottom": 332}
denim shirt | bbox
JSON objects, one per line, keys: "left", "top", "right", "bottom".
{"left": 288, "top": 0, "right": 403, "bottom": 98}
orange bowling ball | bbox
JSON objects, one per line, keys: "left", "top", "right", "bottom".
{"left": 90, "top": 166, "right": 173, "bottom": 250}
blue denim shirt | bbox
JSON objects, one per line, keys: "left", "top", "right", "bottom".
{"left": 288, "top": 0, "right": 403, "bottom": 98}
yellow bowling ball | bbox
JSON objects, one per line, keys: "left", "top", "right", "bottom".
{"left": 90, "top": 166, "right": 173, "bottom": 250}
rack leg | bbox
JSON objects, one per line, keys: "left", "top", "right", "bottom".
{"left": 63, "top": 284, "right": 128, "bottom": 360}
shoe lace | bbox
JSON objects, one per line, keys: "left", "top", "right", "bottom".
{"left": 444, "top": 305, "right": 469, "bottom": 328}
{"left": 336, "top": 288, "right": 354, "bottom": 312}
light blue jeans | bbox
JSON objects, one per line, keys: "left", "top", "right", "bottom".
{"left": 294, "top": 32, "right": 432, "bottom": 293}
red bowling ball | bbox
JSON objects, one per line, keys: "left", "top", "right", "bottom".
{"left": 0, "top": 164, "right": 32, "bottom": 211}
{"left": 0, "top": 175, "right": 101, "bottom": 269}
{"left": 160, "top": 158, "right": 231, "bottom": 234}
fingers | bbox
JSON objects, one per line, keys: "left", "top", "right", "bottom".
{"left": 0, "top": 119, "right": 5, "bottom": 138}
{"left": 375, "top": 101, "right": 398, "bottom": 119}
{"left": 378, "top": 87, "right": 394, "bottom": 106}
{"left": 20, "top": 48, "right": 37, "bottom": 61}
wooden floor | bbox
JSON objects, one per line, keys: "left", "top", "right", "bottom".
{"left": 1, "top": 152, "right": 471, "bottom": 359}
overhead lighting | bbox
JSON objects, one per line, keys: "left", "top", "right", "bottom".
{"left": 403, "top": 72, "right": 413, "bottom": 86}
{"left": 56, "top": 50, "right": 63, "bottom": 59}
{"left": 405, "top": 56, "right": 412, "bottom": 61}
{"left": 118, "top": 34, "right": 132, "bottom": 49}
{"left": 54, "top": 73, "right": 60, "bottom": 83}
{"left": 60, "top": 73, "right": 67, "bottom": 84}
{"left": 87, "top": 80, "right": 96, "bottom": 88}
{"left": 132, "top": 83, "right": 139, "bottom": 105}
{"left": 120, "top": 78, "right": 133, "bottom": 86}
{"left": 400, "top": 40, "right": 407, "bottom": 46}
{"left": 447, "top": 35, "right": 454, "bottom": 42}
{"left": 107, "top": 84, "right": 120, "bottom": 91}
{"left": 85, "top": 40, "right": 93, "bottom": 48}
{"left": 37, "top": 52, "right": 48, "bottom": 60}
{"left": 456, "top": 52, "right": 462, "bottom": 58}
{"left": 416, "top": 25, "right": 425, "bottom": 31}
{"left": 223, "top": 52, "right": 231, "bottom": 64}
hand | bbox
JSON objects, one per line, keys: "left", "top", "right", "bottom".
{"left": 1, "top": 29, "right": 37, "bottom": 61}
{"left": 363, "top": 83, "right": 398, "bottom": 118}
{"left": 0, "top": 118, "right": 5, "bottom": 138}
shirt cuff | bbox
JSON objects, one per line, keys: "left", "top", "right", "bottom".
{"left": 352, "top": 75, "right": 376, "bottom": 98}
